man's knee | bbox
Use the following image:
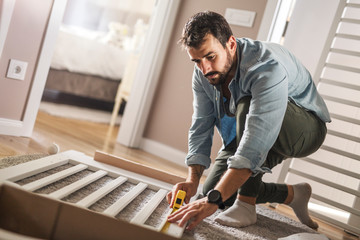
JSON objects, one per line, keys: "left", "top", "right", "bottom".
{"left": 272, "top": 101, "right": 327, "bottom": 158}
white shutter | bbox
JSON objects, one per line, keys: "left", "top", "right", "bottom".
{"left": 280, "top": 0, "right": 360, "bottom": 236}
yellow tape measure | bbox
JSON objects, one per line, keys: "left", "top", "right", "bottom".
{"left": 172, "top": 190, "right": 186, "bottom": 211}
{"left": 160, "top": 190, "right": 186, "bottom": 233}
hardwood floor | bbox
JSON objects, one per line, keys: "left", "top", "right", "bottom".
{"left": 0, "top": 110, "right": 358, "bottom": 240}
{"left": 0, "top": 111, "right": 189, "bottom": 178}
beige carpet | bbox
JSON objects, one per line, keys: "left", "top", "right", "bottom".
{"left": 0, "top": 154, "right": 328, "bottom": 240}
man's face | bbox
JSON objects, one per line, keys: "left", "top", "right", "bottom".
{"left": 187, "top": 34, "right": 233, "bottom": 86}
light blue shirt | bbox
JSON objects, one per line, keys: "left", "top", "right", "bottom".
{"left": 186, "top": 38, "right": 331, "bottom": 174}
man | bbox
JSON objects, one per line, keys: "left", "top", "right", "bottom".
{"left": 166, "top": 11, "right": 330, "bottom": 231}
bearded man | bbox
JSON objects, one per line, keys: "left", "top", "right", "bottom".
{"left": 166, "top": 11, "right": 330, "bottom": 231}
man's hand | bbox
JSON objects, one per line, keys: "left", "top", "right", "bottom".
{"left": 166, "top": 181, "right": 197, "bottom": 207}
{"left": 167, "top": 164, "right": 205, "bottom": 207}
{"left": 167, "top": 197, "right": 218, "bottom": 231}
{"left": 166, "top": 167, "right": 252, "bottom": 231}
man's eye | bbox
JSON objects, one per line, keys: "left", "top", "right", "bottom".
{"left": 207, "top": 55, "right": 215, "bottom": 60}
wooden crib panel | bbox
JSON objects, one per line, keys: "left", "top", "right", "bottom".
{"left": 0, "top": 150, "right": 186, "bottom": 238}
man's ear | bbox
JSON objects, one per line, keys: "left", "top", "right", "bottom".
{"left": 227, "top": 36, "right": 237, "bottom": 54}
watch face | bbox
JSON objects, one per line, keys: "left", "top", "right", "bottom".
{"left": 208, "top": 190, "right": 221, "bottom": 202}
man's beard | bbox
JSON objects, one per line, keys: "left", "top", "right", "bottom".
{"left": 205, "top": 49, "right": 233, "bottom": 86}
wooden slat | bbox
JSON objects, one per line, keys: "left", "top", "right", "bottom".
{"left": 311, "top": 193, "right": 360, "bottom": 217}
{"left": 337, "top": 22, "right": 360, "bottom": 36}
{"left": 76, "top": 176, "right": 127, "bottom": 208}
{"left": 0, "top": 158, "right": 69, "bottom": 183}
{"left": 322, "top": 94, "right": 360, "bottom": 108}
{"left": 301, "top": 157, "right": 360, "bottom": 179}
{"left": 103, "top": 182, "right": 148, "bottom": 217}
{"left": 94, "top": 151, "right": 186, "bottom": 185}
{"left": 347, "top": 3, "right": 360, "bottom": 8}
{"left": 327, "top": 129, "right": 360, "bottom": 143}
{"left": 49, "top": 170, "right": 107, "bottom": 199}
{"left": 344, "top": 5, "right": 360, "bottom": 16}
{"left": 321, "top": 66, "right": 360, "bottom": 85}
{"left": 330, "top": 48, "right": 360, "bottom": 57}
{"left": 325, "top": 63, "right": 360, "bottom": 73}
{"left": 325, "top": 99, "right": 359, "bottom": 120}
{"left": 335, "top": 33, "right": 360, "bottom": 40}
{"left": 0, "top": 151, "right": 87, "bottom": 183}
{"left": 288, "top": 168, "right": 360, "bottom": 197}
{"left": 330, "top": 113, "right": 360, "bottom": 125}
{"left": 320, "top": 78, "right": 360, "bottom": 91}
{"left": 341, "top": 18, "right": 360, "bottom": 24}
{"left": 130, "top": 189, "right": 168, "bottom": 225}
{"left": 327, "top": 52, "right": 360, "bottom": 69}
{"left": 321, "top": 144, "right": 360, "bottom": 161}
{"left": 318, "top": 82, "right": 360, "bottom": 103}
{"left": 309, "top": 210, "right": 359, "bottom": 236}
{"left": 22, "top": 164, "right": 88, "bottom": 192}
{"left": 331, "top": 37, "right": 360, "bottom": 53}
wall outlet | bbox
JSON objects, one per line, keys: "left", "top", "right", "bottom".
{"left": 7, "top": 59, "right": 28, "bottom": 81}
{"left": 224, "top": 8, "right": 256, "bottom": 28}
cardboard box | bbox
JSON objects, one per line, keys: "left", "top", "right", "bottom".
{"left": 0, "top": 183, "right": 177, "bottom": 240}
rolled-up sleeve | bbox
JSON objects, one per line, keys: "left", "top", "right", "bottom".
{"left": 228, "top": 61, "right": 288, "bottom": 175}
{"left": 185, "top": 69, "right": 216, "bottom": 169}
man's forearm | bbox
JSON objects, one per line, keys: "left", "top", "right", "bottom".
{"left": 187, "top": 164, "right": 205, "bottom": 184}
{"left": 214, "top": 168, "right": 252, "bottom": 201}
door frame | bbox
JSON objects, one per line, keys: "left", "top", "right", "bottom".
{"left": 116, "top": 0, "right": 181, "bottom": 147}
{"left": 0, "top": 0, "right": 67, "bottom": 137}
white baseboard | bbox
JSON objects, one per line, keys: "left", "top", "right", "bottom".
{"left": 0, "top": 118, "right": 24, "bottom": 136}
{"left": 140, "top": 138, "right": 211, "bottom": 176}
{"left": 140, "top": 138, "right": 187, "bottom": 168}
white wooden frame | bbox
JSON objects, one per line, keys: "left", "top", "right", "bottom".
{"left": 0, "top": 150, "right": 191, "bottom": 238}
{"left": 0, "top": 0, "right": 16, "bottom": 58}
{"left": 256, "top": 0, "right": 280, "bottom": 41}
{"left": 117, "top": 0, "right": 180, "bottom": 147}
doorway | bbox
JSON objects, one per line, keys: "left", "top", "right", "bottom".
{"left": 39, "top": 0, "right": 156, "bottom": 125}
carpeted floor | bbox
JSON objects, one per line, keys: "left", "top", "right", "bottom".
{"left": 0, "top": 154, "right": 327, "bottom": 240}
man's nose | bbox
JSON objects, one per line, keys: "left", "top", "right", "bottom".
{"left": 200, "top": 60, "right": 211, "bottom": 74}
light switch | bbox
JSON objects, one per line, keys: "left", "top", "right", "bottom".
{"left": 225, "top": 8, "right": 256, "bottom": 28}
{"left": 7, "top": 59, "right": 28, "bottom": 81}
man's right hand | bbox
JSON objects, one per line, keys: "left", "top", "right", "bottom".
{"left": 167, "top": 164, "right": 205, "bottom": 208}
{"left": 166, "top": 181, "right": 198, "bottom": 207}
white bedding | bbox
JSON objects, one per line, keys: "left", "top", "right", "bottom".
{"left": 51, "top": 26, "right": 132, "bottom": 81}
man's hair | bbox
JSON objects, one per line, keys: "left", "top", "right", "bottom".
{"left": 179, "top": 11, "right": 233, "bottom": 49}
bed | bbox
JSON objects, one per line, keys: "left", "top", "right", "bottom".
{"left": 44, "top": 23, "right": 141, "bottom": 110}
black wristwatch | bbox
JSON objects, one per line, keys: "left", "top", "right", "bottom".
{"left": 207, "top": 189, "right": 225, "bottom": 209}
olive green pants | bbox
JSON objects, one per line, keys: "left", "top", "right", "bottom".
{"left": 203, "top": 97, "right": 327, "bottom": 206}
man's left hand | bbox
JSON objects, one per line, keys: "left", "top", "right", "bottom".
{"left": 167, "top": 197, "right": 218, "bottom": 231}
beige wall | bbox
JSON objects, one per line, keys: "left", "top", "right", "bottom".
{"left": 0, "top": 0, "right": 53, "bottom": 120}
{"left": 144, "top": 0, "right": 267, "bottom": 158}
